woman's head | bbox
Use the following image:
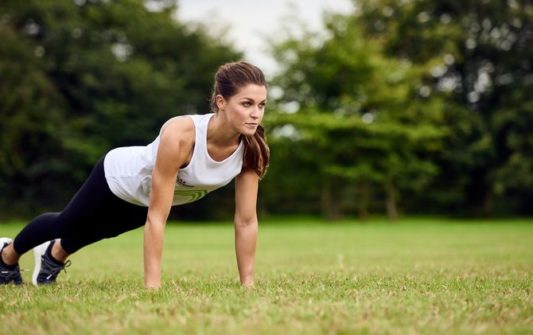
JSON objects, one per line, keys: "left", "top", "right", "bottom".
{"left": 211, "top": 61, "right": 270, "bottom": 178}
{"left": 211, "top": 61, "right": 267, "bottom": 113}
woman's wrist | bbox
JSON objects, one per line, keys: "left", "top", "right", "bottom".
{"left": 144, "top": 277, "right": 161, "bottom": 289}
{"left": 240, "top": 274, "right": 254, "bottom": 287}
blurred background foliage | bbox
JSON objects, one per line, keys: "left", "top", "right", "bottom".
{"left": 0, "top": 0, "right": 531, "bottom": 221}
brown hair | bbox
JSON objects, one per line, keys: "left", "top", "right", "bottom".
{"left": 211, "top": 61, "right": 270, "bottom": 178}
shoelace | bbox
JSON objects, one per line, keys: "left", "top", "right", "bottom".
{"left": 41, "top": 257, "right": 71, "bottom": 281}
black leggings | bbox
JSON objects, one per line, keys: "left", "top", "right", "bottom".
{"left": 13, "top": 156, "right": 148, "bottom": 255}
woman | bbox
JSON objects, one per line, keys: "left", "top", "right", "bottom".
{"left": 0, "top": 61, "right": 269, "bottom": 289}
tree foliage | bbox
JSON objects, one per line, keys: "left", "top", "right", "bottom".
{"left": 0, "top": 0, "right": 240, "bottom": 217}
{"left": 267, "top": 12, "right": 445, "bottom": 219}
{"left": 355, "top": 0, "right": 533, "bottom": 215}
{"left": 266, "top": 0, "right": 532, "bottom": 218}
{"left": 1, "top": 0, "right": 531, "bottom": 220}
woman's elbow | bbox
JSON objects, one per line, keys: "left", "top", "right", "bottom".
{"left": 234, "top": 214, "right": 258, "bottom": 228}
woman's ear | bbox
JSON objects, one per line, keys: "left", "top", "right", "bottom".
{"left": 215, "top": 95, "right": 226, "bottom": 111}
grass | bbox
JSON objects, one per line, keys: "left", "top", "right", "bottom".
{"left": 1, "top": 218, "right": 532, "bottom": 334}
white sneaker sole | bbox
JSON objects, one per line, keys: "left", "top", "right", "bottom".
{"left": 32, "top": 240, "right": 51, "bottom": 286}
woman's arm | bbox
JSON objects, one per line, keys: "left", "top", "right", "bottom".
{"left": 234, "top": 169, "right": 260, "bottom": 287}
{"left": 144, "top": 118, "right": 193, "bottom": 289}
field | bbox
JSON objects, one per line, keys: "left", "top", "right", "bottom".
{"left": 1, "top": 218, "right": 532, "bottom": 334}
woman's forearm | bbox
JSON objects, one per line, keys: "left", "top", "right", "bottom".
{"left": 144, "top": 219, "right": 165, "bottom": 288}
{"left": 234, "top": 219, "right": 258, "bottom": 286}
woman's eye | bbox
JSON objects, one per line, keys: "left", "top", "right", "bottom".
{"left": 242, "top": 102, "right": 251, "bottom": 107}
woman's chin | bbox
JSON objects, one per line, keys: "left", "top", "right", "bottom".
{"left": 241, "top": 126, "right": 258, "bottom": 136}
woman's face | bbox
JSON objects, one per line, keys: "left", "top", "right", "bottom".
{"left": 218, "top": 84, "right": 267, "bottom": 136}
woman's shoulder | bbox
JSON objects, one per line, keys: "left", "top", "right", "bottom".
{"left": 161, "top": 115, "right": 194, "bottom": 134}
{"left": 159, "top": 115, "right": 196, "bottom": 147}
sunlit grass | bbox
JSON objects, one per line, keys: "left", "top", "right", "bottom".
{"left": 1, "top": 218, "right": 532, "bottom": 334}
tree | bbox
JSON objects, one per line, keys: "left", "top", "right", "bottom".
{"left": 0, "top": 0, "right": 241, "bottom": 217}
{"left": 268, "top": 13, "right": 444, "bottom": 219}
{"left": 355, "top": 0, "right": 533, "bottom": 216}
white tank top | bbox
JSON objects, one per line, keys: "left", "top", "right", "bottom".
{"left": 104, "top": 113, "right": 244, "bottom": 206}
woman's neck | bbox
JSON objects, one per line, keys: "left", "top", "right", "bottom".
{"left": 207, "top": 112, "right": 240, "bottom": 148}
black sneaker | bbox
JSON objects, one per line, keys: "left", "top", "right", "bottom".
{"left": 0, "top": 237, "right": 23, "bottom": 285}
{"left": 32, "top": 240, "right": 71, "bottom": 285}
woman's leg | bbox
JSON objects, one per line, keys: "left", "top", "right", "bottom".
{"left": 1, "top": 213, "right": 63, "bottom": 267}
{"left": 11, "top": 156, "right": 147, "bottom": 259}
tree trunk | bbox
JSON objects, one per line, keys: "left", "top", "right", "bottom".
{"left": 385, "top": 180, "right": 398, "bottom": 221}
{"left": 466, "top": 168, "right": 493, "bottom": 217}
{"left": 356, "top": 182, "right": 370, "bottom": 220}
{"left": 321, "top": 181, "right": 341, "bottom": 220}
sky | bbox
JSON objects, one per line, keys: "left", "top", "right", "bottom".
{"left": 176, "top": 0, "right": 354, "bottom": 77}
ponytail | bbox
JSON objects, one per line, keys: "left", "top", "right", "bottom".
{"left": 242, "top": 124, "right": 269, "bottom": 178}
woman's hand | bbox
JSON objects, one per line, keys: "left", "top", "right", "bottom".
{"left": 145, "top": 281, "right": 161, "bottom": 289}
{"left": 241, "top": 276, "right": 254, "bottom": 288}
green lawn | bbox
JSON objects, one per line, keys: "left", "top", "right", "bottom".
{"left": 1, "top": 218, "right": 532, "bottom": 334}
